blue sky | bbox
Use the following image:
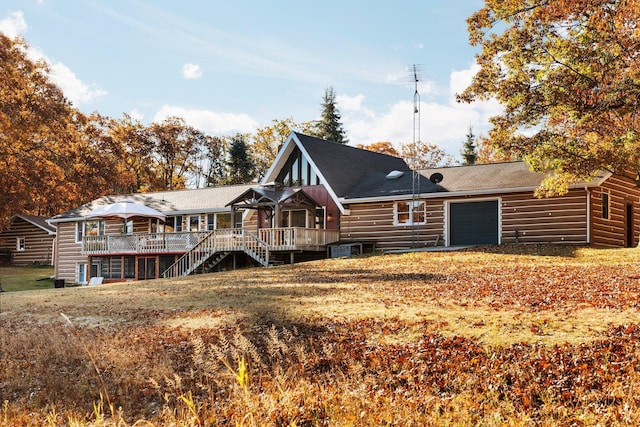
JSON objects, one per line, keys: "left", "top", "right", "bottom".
{"left": 1, "top": 0, "right": 500, "bottom": 160}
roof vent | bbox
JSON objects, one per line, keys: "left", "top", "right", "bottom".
{"left": 386, "top": 170, "right": 404, "bottom": 180}
{"left": 429, "top": 172, "right": 444, "bottom": 184}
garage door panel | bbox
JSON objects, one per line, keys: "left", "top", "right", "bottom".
{"left": 450, "top": 200, "right": 498, "bottom": 245}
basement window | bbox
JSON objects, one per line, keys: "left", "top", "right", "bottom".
{"left": 394, "top": 200, "right": 426, "bottom": 226}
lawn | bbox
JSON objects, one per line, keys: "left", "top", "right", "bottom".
{"left": 0, "top": 265, "right": 55, "bottom": 292}
{"left": 1, "top": 245, "right": 640, "bottom": 426}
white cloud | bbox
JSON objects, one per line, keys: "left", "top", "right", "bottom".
{"left": 182, "top": 63, "right": 203, "bottom": 79}
{"left": 342, "top": 62, "right": 504, "bottom": 161}
{"left": 48, "top": 61, "right": 108, "bottom": 104}
{"left": 0, "top": 10, "right": 27, "bottom": 38}
{"left": 22, "top": 46, "right": 108, "bottom": 105}
{"left": 1, "top": 11, "right": 106, "bottom": 105}
{"left": 129, "top": 109, "right": 144, "bottom": 121}
{"left": 153, "top": 105, "right": 259, "bottom": 134}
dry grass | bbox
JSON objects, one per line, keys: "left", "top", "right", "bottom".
{"left": 1, "top": 245, "right": 640, "bottom": 425}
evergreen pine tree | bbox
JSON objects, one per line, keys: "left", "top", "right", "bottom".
{"left": 461, "top": 126, "right": 478, "bottom": 165}
{"left": 223, "top": 134, "right": 255, "bottom": 184}
{"left": 312, "top": 86, "right": 348, "bottom": 144}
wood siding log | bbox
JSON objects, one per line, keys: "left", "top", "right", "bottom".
{"left": 0, "top": 217, "right": 55, "bottom": 265}
{"left": 590, "top": 174, "right": 640, "bottom": 247}
{"left": 501, "top": 190, "right": 588, "bottom": 245}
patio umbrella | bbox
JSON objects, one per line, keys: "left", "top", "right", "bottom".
{"left": 85, "top": 199, "right": 166, "bottom": 221}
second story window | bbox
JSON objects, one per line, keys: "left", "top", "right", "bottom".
{"left": 189, "top": 215, "right": 200, "bottom": 232}
{"left": 165, "top": 216, "right": 183, "bottom": 233}
{"left": 77, "top": 220, "right": 105, "bottom": 242}
{"left": 123, "top": 220, "right": 134, "bottom": 235}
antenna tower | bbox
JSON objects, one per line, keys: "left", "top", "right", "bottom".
{"left": 411, "top": 64, "right": 422, "bottom": 247}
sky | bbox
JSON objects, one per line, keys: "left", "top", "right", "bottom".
{"left": 1, "top": 0, "right": 501, "bottom": 161}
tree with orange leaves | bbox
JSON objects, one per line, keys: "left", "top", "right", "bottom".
{"left": 459, "top": 0, "right": 640, "bottom": 196}
{"left": 356, "top": 141, "right": 400, "bottom": 157}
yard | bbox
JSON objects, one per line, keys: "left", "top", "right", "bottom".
{"left": 0, "top": 266, "right": 55, "bottom": 292}
{"left": 1, "top": 245, "right": 640, "bottom": 425}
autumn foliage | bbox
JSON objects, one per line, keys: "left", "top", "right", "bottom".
{"left": 460, "top": 0, "right": 640, "bottom": 195}
{"left": 2, "top": 245, "right": 640, "bottom": 425}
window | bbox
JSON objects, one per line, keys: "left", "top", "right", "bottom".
{"left": 282, "top": 210, "right": 307, "bottom": 228}
{"left": 206, "top": 213, "right": 231, "bottom": 230}
{"left": 602, "top": 192, "right": 610, "bottom": 220}
{"left": 165, "top": 216, "right": 183, "bottom": 233}
{"left": 16, "top": 237, "right": 25, "bottom": 252}
{"left": 123, "top": 220, "right": 134, "bottom": 235}
{"left": 85, "top": 220, "right": 105, "bottom": 237}
{"left": 233, "top": 212, "right": 243, "bottom": 229}
{"left": 315, "top": 207, "right": 326, "bottom": 229}
{"left": 217, "top": 213, "right": 231, "bottom": 229}
{"left": 276, "top": 146, "right": 321, "bottom": 186}
{"left": 394, "top": 201, "right": 426, "bottom": 226}
{"left": 77, "top": 263, "right": 87, "bottom": 284}
{"left": 77, "top": 220, "right": 104, "bottom": 243}
{"left": 189, "top": 215, "right": 200, "bottom": 232}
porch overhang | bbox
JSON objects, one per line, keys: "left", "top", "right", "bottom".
{"left": 227, "top": 186, "right": 323, "bottom": 229}
{"left": 226, "top": 186, "right": 322, "bottom": 210}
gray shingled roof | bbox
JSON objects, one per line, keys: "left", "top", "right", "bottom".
{"left": 418, "top": 161, "right": 608, "bottom": 193}
{"left": 295, "top": 133, "right": 409, "bottom": 198}
{"left": 10, "top": 214, "right": 56, "bottom": 234}
{"left": 49, "top": 184, "right": 255, "bottom": 223}
{"left": 344, "top": 170, "right": 442, "bottom": 199}
{"left": 418, "top": 162, "right": 546, "bottom": 192}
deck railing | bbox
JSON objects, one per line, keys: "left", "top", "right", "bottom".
{"left": 83, "top": 228, "right": 340, "bottom": 256}
{"left": 161, "top": 228, "right": 270, "bottom": 278}
{"left": 82, "top": 232, "right": 207, "bottom": 255}
{"left": 259, "top": 227, "right": 340, "bottom": 250}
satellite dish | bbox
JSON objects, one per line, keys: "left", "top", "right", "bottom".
{"left": 429, "top": 173, "right": 444, "bottom": 184}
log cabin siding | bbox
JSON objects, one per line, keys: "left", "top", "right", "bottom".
{"left": 342, "top": 190, "right": 591, "bottom": 251}
{"left": 0, "top": 217, "right": 55, "bottom": 265}
{"left": 54, "top": 222, "right": 86, "bottom": 283}
{"left": 590, "top": 175, "right": 640, "bottom": 247}
{"left": 340, "top": 200, "right": 444, "bottom": 251}
{"left": 501, "top": 190, "right": 588, "bottom": 244}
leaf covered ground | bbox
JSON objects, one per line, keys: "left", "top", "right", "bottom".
{"left": 1, "top": 245, "right": 640, "bottom": 425}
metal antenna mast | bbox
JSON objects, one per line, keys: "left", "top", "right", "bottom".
{"left": 411, "top": 64, "right": 422, "bottom": 247}
{"left": 412, "top": 64, "right": 421, "bottom": 146}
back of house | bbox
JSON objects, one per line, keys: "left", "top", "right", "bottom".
{"left": 49, "top": 132, "right": 640, "bottom": 285}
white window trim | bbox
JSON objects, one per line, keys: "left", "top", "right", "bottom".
{"left": 76, "top": 220, "right": 105, "bottom": 243}
{"left": 393, "top": 200, "right": 427, "bottom": 226}
{"left": 77, "top": 263, "right": 87, "bottom": 285}
{"left": 76, "top": 222, "right": 84, "bottom": 243}
{"left": 189, "top": 215, "right": 201, "bottom": 232}
{"left": 16, "top": 237, "right": 25, "bottom": 252}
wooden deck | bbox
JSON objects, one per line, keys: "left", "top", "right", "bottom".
{"left": 82, "top": 228, "right": 340, "bottom": 256}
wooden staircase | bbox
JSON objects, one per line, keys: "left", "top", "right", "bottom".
{"left": 161, "top": 229, "right": 269, "bottom": 279}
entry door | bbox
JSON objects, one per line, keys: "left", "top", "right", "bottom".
{"left": 449, "top": 200, "right": 499, "bottom": 246}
